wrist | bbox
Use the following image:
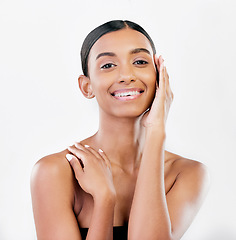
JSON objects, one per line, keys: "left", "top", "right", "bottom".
{"left": 93, "top": 188, "right": 116, "bottom": 206}
{"left": 145, "top": 125, "right": 166, "bottom": 139}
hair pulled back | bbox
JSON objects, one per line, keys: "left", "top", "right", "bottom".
{"left": 80, "top": 20, "right": 156, "bottom": 77}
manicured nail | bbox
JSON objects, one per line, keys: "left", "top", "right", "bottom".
{"left": 84, "top": 145, "right": 90, "bottom": 148}
{"left": 99, "top": 148, "right": 103, "bottom": 153}
{"left": 66, "top": 154, "right": 73, "bottom": 161}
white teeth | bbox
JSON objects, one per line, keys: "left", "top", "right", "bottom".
{"left": 114, "top": 91, "right": 140, "bottom": 97}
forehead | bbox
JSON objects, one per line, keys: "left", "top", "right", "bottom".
{"left": 89, "top": 28, "right": 154, "bottom": 59}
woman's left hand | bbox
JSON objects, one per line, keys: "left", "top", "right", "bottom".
{"left": 142, "top": 55, "right": 174, "bottom": 129}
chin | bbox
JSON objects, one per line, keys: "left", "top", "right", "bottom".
{"left": 109, "top": 105, "right": 148, "bottom": 119}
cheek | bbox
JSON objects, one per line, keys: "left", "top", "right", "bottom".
{"left": 90, "top": 70, "right": 116, "bottom": 93}
{"left": 142, "top": 68, "right": 157, "bottom": 100}
{"left": 138, "top": 67, "right": 157, "bottom": 88}
{"left": 89, "top": 77, "right": 110, "bottom": 98}
{"left": 149, "top": 66, "right": 158, "bottom": 89}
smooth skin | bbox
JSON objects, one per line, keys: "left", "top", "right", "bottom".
{"left": 31, "top": 28, "right": 210, "bottom": 240}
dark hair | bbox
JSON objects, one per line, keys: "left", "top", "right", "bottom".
{"left": 81, "top": 20, "right": 156, "bottom": 77}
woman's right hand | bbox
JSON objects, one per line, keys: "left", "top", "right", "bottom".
{"left": 66, "top": 143, "right": 116, "bottom": 201}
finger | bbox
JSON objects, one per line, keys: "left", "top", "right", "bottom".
{"left": 164, "top": 67, "right": 170, "bottom": 97}
{"left": 164, "top": 66, "right": 169, "bottom": 86}
{"left": 67, "top": 145, "right": 86, "bottom": 168}
{"left": 155, "top": 55, "right": 161, "bottom": 72}
{"left": 66, "top": 153, "right": 84, "bottom": 177}
{"left": 155, "top": 55, "right": 164, "bottom": 72}
{"left": 98, "top": 149, "right": 111, "bottom": 168}
{"left": 83, "top": 144, "right": 103, "bottom": 160}
{"left": 164, "top": 67, "right": 173, "bottom": 100}
{"left": 164, "top": 66, "right": 168, "bottom": 86}
{"left": 159, "top": 62, "right": 166, "bottom": 91}
{"left": 159, "top": 55, "right": 164, "bottom": 69}
{"left": 74, "top": 143, "right": 101, "bottom": 160}
{"left": 74, "top": 142, "right": 90, "bottom": 153}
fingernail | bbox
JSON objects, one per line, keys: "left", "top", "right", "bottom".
{"left": 66, "top": 154, "right": 73, "bottom": 161}
{"left": 84, "top": 145, "right": 90, "bottom": 148}
{"left": 98, "top": 148, "right": 103, "bottom": 153}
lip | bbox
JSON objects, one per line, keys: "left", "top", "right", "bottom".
{"left": 110, "top": 88, "right": 144, "bottom": 101}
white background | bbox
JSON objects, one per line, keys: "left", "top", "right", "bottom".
{"left": 0, "top": 0, "right": 236, "bottom": 239}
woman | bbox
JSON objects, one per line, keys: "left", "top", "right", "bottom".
{"left": 31, "top": 20, "right": 210, "bottom": 240}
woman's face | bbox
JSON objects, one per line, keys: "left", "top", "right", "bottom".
{"left": 87, "top": 28, "right": 157, "bottom": 118}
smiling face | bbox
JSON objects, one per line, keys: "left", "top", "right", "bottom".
{"left": 82, "top": 28, "right": 157, "bottom": 118}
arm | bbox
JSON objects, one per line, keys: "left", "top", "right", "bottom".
{"left": 31, "top": 147, "right": 116, "bottom": 240}
{"left": 166, "top": 159, "right": 210, "bottom": 239}
{"left": 128, "top": 127, "right": 171, "bottom": 240}
{"left": 31, "top": 154, "right": 82, "bottom": 240}
{"left": 129, "top": 129, "right": 209, "bottom": 240}
{"left": 128, "top": 56, "right": 210, "bottom": 240}
{"left": 67, "top": 143, "right": 116, "bottom": 240}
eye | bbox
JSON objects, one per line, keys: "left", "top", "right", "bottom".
{"left": 133, "top": 60, "right": 148, "bottom": 65}
{"left": 100, "top": 63, "right": 117, "bottom": 69}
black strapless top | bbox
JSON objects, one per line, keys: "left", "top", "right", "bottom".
{"left": 80, "top": 225, "right": 128, "bottom": 240}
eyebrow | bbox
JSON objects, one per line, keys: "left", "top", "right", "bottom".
{"left": 130, "top": 48, "right": 151, "bottom": 55}
{"left": 96, "top": 52, "right": 116, "bottom": 60}
{"left": 96, "top": 48, "right": 151, "bottom": 60}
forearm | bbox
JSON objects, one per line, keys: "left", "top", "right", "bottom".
{"left": 86, "top": 194, "right": 115, "bottom": 240}
{"left": 129, "top": 127, "right": 172, "bottom": 240}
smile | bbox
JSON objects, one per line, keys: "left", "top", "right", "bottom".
{"left": 111, "top": 88, "right": 144, "bottom": 101}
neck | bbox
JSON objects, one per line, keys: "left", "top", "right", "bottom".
{"left": 92, "top": 111, "right": 145, "bottom": 172}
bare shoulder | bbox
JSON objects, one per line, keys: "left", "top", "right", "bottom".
{"left": 166, "top": 150, "right": 209, "bottom": 176}
{"left": 31, "top": 149, "right": 72, "bottom": 182}
{"left": 31, "top": 151, "right": 83, "bottom": 239}
{"left": 165, "top": 151, "right": 210, "bottom": 195}
{"left": 30, "top": 149, "right": 76, "bottom": 204}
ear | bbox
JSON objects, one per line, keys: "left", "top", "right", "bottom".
{"left": 78, "top": 75, "right": 95, "bottom": 99}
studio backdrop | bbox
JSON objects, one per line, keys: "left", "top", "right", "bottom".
{"left": 0, "top": 0, "right": 236, "bottom": 239}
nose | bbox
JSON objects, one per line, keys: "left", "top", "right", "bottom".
{"left": 118, "top": 64, "right": 136, "bottom": 84}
